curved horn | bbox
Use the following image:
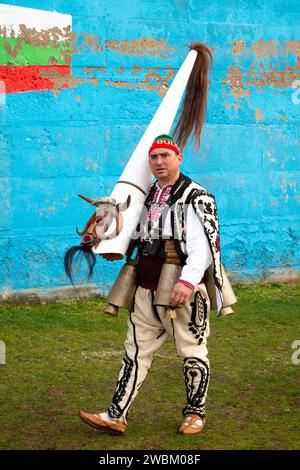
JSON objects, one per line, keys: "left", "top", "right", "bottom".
{"left": 99, "top": 212, "right": 123, "bottom": 240}
{"left": 116, "top": 195, "right": 131, "bottom": 212}
{"left": 95, "top": 222, "right": 110, "bottom": 240}
{"left": 78, "top": 194, "right": 116, "bottom": 207}
{"left": 114, "top": 210, "right": 123, "bottom": 236}
{"left": 94, "top": 206, "right": 124, "bottom": 241}
{"left": 76, "top": 213, "right": 97, "bottom": 236}
{"left": 78, "top": 194, "right": 99, "bottom": 205}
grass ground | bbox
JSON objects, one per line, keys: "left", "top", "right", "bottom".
{"left": 0, "top": 282, "right": 299, "bottom": 450}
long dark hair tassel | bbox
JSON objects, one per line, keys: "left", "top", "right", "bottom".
{"left": 173, "top": 42, "right": 213, "bottom": 150}
{"left": 64, "top": 244, "right": 96, "bottom": 286}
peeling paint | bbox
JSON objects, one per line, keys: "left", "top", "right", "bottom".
{"left": 0, "top": 6, "right": 73, "bottom": 94}
{"left": 139, "top": 67, "right": 174, "bottom": 97}
{"left": 255, "top": 108, "right": 263, "bottom": 122}
{"left": 222, "top": 64, "right": 251, "bottom": 98}
{"left": 3, "top": 36, "right": 22, "bottom": 59}
{"left": 132, "top": 65, "right": 141, "bottom": 75}
{"left": 1, "top": 25, "right": 72, "bottom": 64}
{"left": 286, "top": 40, "right": 300, "bottom": 65}
{"left": 103, "top": 66, "right": 175, "bottom": 97}
{"left": 1, "top": 28, "right": 174, "bottom": 61}
{"left": 0, "top": 23, "right": 72, "bottom": 43}
{"left": 232, "top": 39, "right": 245, "bottom": 56}
{"left": 39, "top": 68, "right": 99, "bottom": 96}
{"left": 278, "top": 114, "right": 289, "bottom": 122}
{"left": 39, "top": 195, "right": 69, "bottom": 217}
{"left": 223, "top": 39, "right": 300, "bottom": 101}
{"left": 49, "top": 56, "right": 58, "bottom": 64}
{"left": 82, "top": 66, "right": 105, "bottom": 74}
{"left": 252, "top": 39, "right": 278, "bottom": 58}
{"left": 80, "top": 33, "right": 103, "bottom": 52}
{"left": 85, "top": 158, "right": 98, "bottom": 172}
{"left": 105, "top": 37, "right": 174, "bottom": 57}
{"left": 246, "top": 65, "right": 299, "bottom": 89}
{"left": 104, "top": 80, "right": 135, "bottom": 89}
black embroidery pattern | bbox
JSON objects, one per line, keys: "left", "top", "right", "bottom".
{"left": 182, "top": 357, "right": 210, "bottom": 418}
{"left": 169, "top": 180, "right": 223, "bottom": 291}
{"left": 107, "top": 353, "right": 134, "bottom": 418}
{"left": 188, "top": 291, "right": 208, "bottom": 345}
{"left": 126, "top": 174, "right": 224, "bottom": 302}
{"left": 191, "top": 192, "right": 223, "bottom": 290}
{"left": 139, "top": 173, "right": 191, "bottom": 244}
{"left": 107, "top": 402, "right": 122, "bottom": 419}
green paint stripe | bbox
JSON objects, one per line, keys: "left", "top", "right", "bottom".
{"left": 0, "top": 36, "right": 72, "bottom": 66}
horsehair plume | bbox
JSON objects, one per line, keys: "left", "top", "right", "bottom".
{"left": 64, "top": 244, "right": 96, "bottom": 286}
{"left": 173, "top": 42, "right": 214, "bottom": 151}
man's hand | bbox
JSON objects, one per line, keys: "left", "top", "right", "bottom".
{"left": 169, "top": 282, "right": 193, "bottom": 308}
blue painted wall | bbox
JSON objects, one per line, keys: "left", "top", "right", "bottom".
{"left": 0, "top": 0, "right": 299, "bottom": 294}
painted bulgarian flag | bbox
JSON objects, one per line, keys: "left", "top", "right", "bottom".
{"left": 0, "top": 3, "right": 72, "bottom": 93}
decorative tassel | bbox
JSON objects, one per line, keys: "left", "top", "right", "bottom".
{"left": 173, "top": 42, "right": 213, "bottom": 150}
{"left": 64, "top": 243, "right": 96, "bottom": 285}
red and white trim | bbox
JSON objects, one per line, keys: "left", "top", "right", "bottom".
{"left": 178, "top": 279, "right": 195, "bottom": 290}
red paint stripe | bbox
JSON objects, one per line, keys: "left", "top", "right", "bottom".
{"left": 0, "top": 65, "right": 70, "bottom": 93}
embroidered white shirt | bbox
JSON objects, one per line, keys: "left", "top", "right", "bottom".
{"left": 149, "top": 182, "right": 213, "bottom": 287}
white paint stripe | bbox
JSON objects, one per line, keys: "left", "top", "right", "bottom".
{"left": 0, "top": 3, "right": 71, "bottom": 37}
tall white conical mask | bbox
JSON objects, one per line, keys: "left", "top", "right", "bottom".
{"left": 92, "top": 49, "right": 198, "bottom": 258}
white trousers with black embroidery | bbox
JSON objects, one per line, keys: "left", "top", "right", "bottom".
{"left": 107, "top": 283, "right": 211, "bottom": 422}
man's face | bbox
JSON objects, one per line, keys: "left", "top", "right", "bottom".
{"left": 148, "top": 147, "right": 182, "bottom": 181}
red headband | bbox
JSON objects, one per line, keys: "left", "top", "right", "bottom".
{"left": 148, "top": 138, "right": 180, "bottom": 156}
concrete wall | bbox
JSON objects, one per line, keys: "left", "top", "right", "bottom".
{"left": 0, "top": 0, "right": 299, "bottom": 298}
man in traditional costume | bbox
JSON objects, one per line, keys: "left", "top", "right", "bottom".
{"left": 65, "top": 43, "right": 237, "bottom": 435}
